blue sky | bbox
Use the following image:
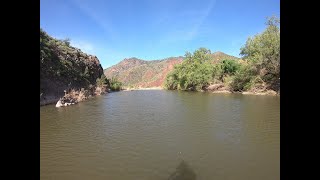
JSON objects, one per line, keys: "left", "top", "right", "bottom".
{"left": 40, "top": 0, "right": 279, "bottom": 68}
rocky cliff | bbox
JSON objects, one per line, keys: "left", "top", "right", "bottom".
{"left": 40, "top": 28, "right": 103, "bottom": 105}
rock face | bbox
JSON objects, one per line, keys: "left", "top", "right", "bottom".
{"left": 40, "top": 28, "right": 103, "bottom": 105}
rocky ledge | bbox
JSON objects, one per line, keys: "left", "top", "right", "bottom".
{"left": 55, "top": 86, "right": 110, "bottom": 107}
{"left": 204, "top": 83, "right": 279, "bottom": 96}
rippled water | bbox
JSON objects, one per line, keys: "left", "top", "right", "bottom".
{"left": 40, "top": 90, "right": 280, "bottom": 180}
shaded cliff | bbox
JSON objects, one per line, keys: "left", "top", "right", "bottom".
{"left": 40, "top": 28, "right": 103, "bottom": 105}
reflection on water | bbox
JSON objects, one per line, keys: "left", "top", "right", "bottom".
{"left": 168, "top": 160, "right": 196, "bottom": 180}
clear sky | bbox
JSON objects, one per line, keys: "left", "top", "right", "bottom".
{"left": 40, "top": 0, "right": 279, "bottom": 68}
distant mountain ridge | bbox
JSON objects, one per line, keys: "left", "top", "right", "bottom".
{"left": 104, "top": 52, "right": 240, "bottom": 88}
{"left": 104, "top": 57, "right": 184, "bottom": 87}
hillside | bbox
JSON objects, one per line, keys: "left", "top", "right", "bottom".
{"left": 104, "top": 57, "right": 183, "bottom": 88}
{"left": 210, "top": 51, "right": 240, "bottom": 63}
{"left": 40, "top": 28, "right": 104, "bottom": 105}
{"left": 104, "top": 52, "right": 240, "bottom": 88}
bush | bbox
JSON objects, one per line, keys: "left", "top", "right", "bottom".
{"left": 220, "top": 59, "right": 240, "bottom": 75}
{"left": 96, "top": 74, "right": 110, "bottom": 87}
{"left": 230, "top": 64, "right": 256, "bottom": 92}
{"left": 109, "top": 77, "right": 122, "bottom": 91}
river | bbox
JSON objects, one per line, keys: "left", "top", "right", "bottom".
{"left": 40, "top": 90, "right": 280, "bottom": 180}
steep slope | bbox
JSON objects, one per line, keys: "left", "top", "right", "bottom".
{"left": 104, "top": 52, "right": 240, "bottom": 88}
{"left": 40, "top": 28, "right": 103, "bottom": 105}
{"left": 104, "top": 57, "right": 183, "bottom": 88}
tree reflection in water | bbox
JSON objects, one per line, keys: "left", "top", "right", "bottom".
{"left": 168, "top": 160, "right": 196, "bottom": 180}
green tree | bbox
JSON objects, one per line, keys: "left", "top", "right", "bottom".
{"left": 229, "top": 63, "right": 257, "bottom": 91}
{"left": 164, "top": 48, "right": 214, "bottom": 91}
{"left": 240, "top": 16, "right": 280, "bottom": 82}
{"left": 220, "top": 59, "right": 240, "bottom": 75}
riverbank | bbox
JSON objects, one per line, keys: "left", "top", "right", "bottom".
{"left": 40, "top": 86, "right": 110, "bottom": 107}
{"left": 205, "top": 83, "right": 279, "bottom": 96}
{"left": 122, "top": 85, "right": 279, "bottom": 96}
{"left": 122, "top": 87, "right": 163, "bottom": 91}
{"left": 210, "top": 90, "right": 279, "bottom": 96}
{"left": 56, "top": 86, "right": 110, "bottom": 107}
{"left": 40, "top": 96, "right": 60, "bottom": 106}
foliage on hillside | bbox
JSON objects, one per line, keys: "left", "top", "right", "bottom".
{"left": 40, "top": 28, "right": 104, "bottom": 98}
{"left": 164, "top": 16, "right": 280, "bottom": 93}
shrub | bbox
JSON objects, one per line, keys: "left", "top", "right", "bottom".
{"left": 230, "top": 64, "right": 256, "bottom": 92}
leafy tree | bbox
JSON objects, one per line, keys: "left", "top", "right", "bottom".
{"left": 229, "top": 63, "right": 257, "bottom": 91}
{"left": 220, "top": 59, "right": 240, "bottom": 75}
{"left": 164, "top": 48, "right": 214, "bottom": 90}
{"left": 240, "top": 16, "right": 280, "bottom": 82}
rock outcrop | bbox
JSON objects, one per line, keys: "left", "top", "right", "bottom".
{"left": 40, "top": 28, "right": 104, "bottom": 106}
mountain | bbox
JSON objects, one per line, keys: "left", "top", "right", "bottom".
{"left": 104, "top": 51, "right": 240, "bottom": 88}
{"left": 209, "top": 51, "right": 241, "bottom": 63}
{"left": 104, "top": 57, "right": 183, "bottom": 88}
{"left": 40, "top": 28, "right": 103, "bottom": 105}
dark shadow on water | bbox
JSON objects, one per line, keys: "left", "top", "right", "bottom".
{"left": 168, "top": 160, "right": 197, "bottom": 180}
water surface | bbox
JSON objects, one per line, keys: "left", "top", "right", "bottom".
{"left": 40, "top": 90, "right": 280, "bottom": 180}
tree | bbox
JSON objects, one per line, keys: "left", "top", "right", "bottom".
{"left": 184, "top": 47, "right": 211, "bottom": 64}
{"left": 164, "top": 48, "right": 214, "bottom": 91}
{"left": 240, "top": 15, "right": 280, "bottom": 81}
{"left": 220, "top": 59, "right": 240, "bottom": 75}
{"left": 229, "top": 63, "right": 257, "bottom": 91}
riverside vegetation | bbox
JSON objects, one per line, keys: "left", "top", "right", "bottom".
{"left": 164, "top": 16, "right": 280, "bottom": 95}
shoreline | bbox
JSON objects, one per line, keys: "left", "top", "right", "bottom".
{"left": 41, "top": 87, "right": 279, "bottom": 107}
{"left": 40, "top": 97, "right": 60, "bottom": 106}
{"left": 122, "top": 87, "right": 163, "bottom": 91}
{"left": 121, "top": 87, "right": 280, "bottom": 96}
{"left": 40, "top": 86, "right": 109, "bottom": 107}
{"left": 122, "top": 87, "right": 279, "bottom": 96}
